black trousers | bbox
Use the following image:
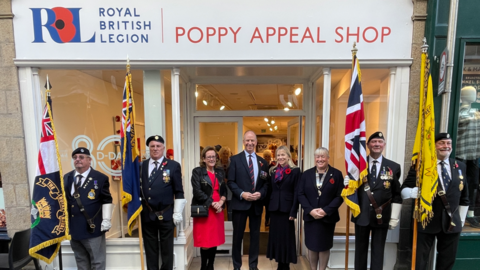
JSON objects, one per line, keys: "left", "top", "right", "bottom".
{"left": 232, "top": 206, "right": 262, "bottom": 269}
{"left": 354, "top": 224, "right": 388, "bottom": 270}
{"left": 465, "top": 159, "right": 479, "bottom": 209}
{"left": 142, "top": 219, "right": 175, "bottom": 270}
{"left": 416, "top": 231, "right": 460, "bottom": 270}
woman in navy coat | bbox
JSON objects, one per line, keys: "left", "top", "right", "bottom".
{"left": 298, "top": 147, "right": 344, "bottom": 270}
{"left": 266, "top": 145, "right": 301, "bottom": 270}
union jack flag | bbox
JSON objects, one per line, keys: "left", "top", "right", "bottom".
{"left": 41, "top": 104, "right": 53, "bottom": 138}
{"left": 121, "top": 70, "right": 142, "bottom": 235}
{"left": 341, "top": 54, "right": 368, "bottom": 218}
{"left": 30, "top": 92, "right": 69, "bottom": 264}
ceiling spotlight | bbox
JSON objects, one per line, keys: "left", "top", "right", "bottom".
{"left": 270, "top": 128, "right": 273, "bottom": 131}
{"left": 195, "top": 91, "right": 198, "bottom": 98}
{"left": 267, "top": 123, "right": 271, "bottom": 126}
{"left": 264, "top": 118, "right": 269, "bottom": 122}
{"left": 220, "top": 105, "right": 225, "bottom": 110}
{"left": 274, "top": 126, "right": 278, "bottom": 130}
{"left": 287, "top": 102, "right": 292, "bottom": 107}
{"left": 295, "top": 87, "right": 301, "bottom": 95}
{"left": 271, "top": 120, "right": 275, "bottom": 124}
{"left": 284, "top": 107, "right": 290, "bottom": 111}
{"left": 203, "top": 100, "right": 208, "bottom": 106}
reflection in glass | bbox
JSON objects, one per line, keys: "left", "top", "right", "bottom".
{"left": 38, "top": 69, "right": 145, "bottom": 239}
{"left": 456, "top": 43, "right": 480, "bottom": 231}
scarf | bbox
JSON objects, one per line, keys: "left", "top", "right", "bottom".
{"left": 274, "top": 165, "right": 288, "bottom": 183}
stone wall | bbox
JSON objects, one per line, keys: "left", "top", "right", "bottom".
{"left": 0, "top": 0, "right": 31, "bottom": 237}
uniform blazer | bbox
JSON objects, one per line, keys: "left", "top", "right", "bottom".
{"left": 351, "top": 156, "right": 402, "bottom": 228}
{"left": 267, "top": 166, "right": 301, "bottom": 218}
{"left": 191, "top": 166, "right": 227, "bottom": 207}
{"left": 298, "top": 166, "right": 344, "bottom": 223}
{"left": 227, "top": 151, "right": 270, "bottom": 215}
{"left": 65, "top": 168, "right": 113, "bottom": 240}
{"left": 140, "top": 158, "right": 185, "bottom": 222}
{"left": 402, "top": 158, "right": 469, "bottom": 234}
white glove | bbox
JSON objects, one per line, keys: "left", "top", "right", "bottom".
{"left": 389, "top": 203, "right": 402, "bottom": 230}
{"left": 101, "top": 220, "right": 112, "bottom": 231}
{"left": 459, "top": 205, "right": 469, "bottom": 227}
{"left": 173, "top": 199, "right": 187, "bottom": 226}
{"left": 101, "top": 203, "right": 114, "bottom": 231}
{"left": 344, "top": 176, "right": 350, "bottom": 186}
{"left": 401, "top": 187, "right": 419, "bottom": 199}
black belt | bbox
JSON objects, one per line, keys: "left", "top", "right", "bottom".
{"left": 437, "top": 182, "right": 456, "bottom": 232}
{"left": 363, "top": 180, "right": 391, "bottom": 225}
{"left": 73, "top": 184, "right": 101, "bottom": 233}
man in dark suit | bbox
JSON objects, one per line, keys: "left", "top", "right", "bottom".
{"left": 402, "top": 133, "right": 469, "bottom": 270}
{"left": 227, "top": 130, "right": 270, "bottom": 270}
{"left": 65, "top": 147, "right": 113, "bottom": 270}
{"left": 350, "top": 132, "right": 402, "bottom": 270}
{"left": 141, "top": 135, "right": 185, "bottom": 270}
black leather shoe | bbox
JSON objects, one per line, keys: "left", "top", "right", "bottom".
{"left": 467, "top": 216, "right": 480, "bottom": 228}
{"left": 233, "top": 268, "right": 240, "bottom": 270}
{"left": 249, "top": 268, "right": 259, "bottom": 270}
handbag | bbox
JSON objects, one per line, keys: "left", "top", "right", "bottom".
{"left": 191, "top": 204, "right": 209, "bottom": 217}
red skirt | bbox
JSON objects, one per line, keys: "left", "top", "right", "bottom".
{"left": 193, "top": 172, "right": 225, "bottom": 248}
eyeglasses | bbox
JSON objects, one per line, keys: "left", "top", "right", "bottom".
{"left": 205, "top": 156, "right": 217, "bottom": 160}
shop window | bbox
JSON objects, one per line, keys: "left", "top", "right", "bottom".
{"left": 195, "top": 84, "right": 303, "bottom": 111}
{"left": 455, "top": 43, "right": 480, "bottom": 232}
{"left": 38, "top": 69, "right": 145, "bottom": 239}
{"left": 328, "top": 68, "right": 391, "bottom": 235}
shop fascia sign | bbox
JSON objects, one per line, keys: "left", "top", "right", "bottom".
{"left": 13, "top": 0, "right": 414, "bottom": 60}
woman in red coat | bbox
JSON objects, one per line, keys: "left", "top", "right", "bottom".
{"left": 191, "top": 146, "right": 227, "bottom": 270}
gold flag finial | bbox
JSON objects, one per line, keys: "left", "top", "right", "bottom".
{"left": 352, "top": 42, "right": 358, "bottom": 55}
{"left": 421, "top": 37, "right": 428, "bottom": 53}
{"left": 126, "top": 55, "right": 131, "bottom": 73}
{"left": 46, "top": 74, "right": 51, "bottom": 97}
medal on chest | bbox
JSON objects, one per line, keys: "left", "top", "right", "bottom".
{"left": 163, "top": 169, "right": 171, "bottom": 183}
{"left": 88, "top": 189, "right": 95, "bottom": 199}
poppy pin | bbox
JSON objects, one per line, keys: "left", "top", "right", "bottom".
{"left": 330, "top": 178, "right": 335, "bottom": 184}
{"left": 285, "top": 168, "right": 291, "bottom": 174}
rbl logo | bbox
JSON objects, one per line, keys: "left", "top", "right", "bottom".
{"left": 31, "top": 7, "right": 95, "bottom": 43}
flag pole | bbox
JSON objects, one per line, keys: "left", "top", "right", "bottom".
{"left": 126, "top": 57, "right": 146, "bottom": 270}
{"left": 411, "top": 38, "right": 429, "bottom": 269}
{"left": 344, "top": 42, "right": 358, "bottom": 270}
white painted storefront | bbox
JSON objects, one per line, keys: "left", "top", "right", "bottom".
{"left": 12, "top": 0, "right": 414, "bottom": 269}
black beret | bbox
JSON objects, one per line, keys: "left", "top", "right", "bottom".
{"left": 146, "top": 135, "right": 165, "bottom": 146}
{"left": 72, "top": 147, "right": 90, "bottom": 157}
{"left": 368, "top": 131, "right": 385, "bottom": 143}
{"left": 435, "top": 133, "right": 451, "bottom": 142}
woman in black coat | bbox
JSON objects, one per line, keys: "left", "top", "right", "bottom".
{"left": 266, "top": 145, "right": 301, "bottom": 270}
{"left": 298, "top": 147, "right": 344, "bottom": 270}
{"left": 191, "top": 146, "right": 227, "bottom": 270}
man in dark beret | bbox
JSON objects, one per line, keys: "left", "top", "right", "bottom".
{"left": 402, "top": 133, "right": 469, "bottom": 270}
{"left": 141, "top": 135, "right": 185, "bottom": 270}
{"left": 64, "top": 147, "right": 113, "bottom": 270}
{"left": 349, "top": 131, "right": 402, "bottom": 270}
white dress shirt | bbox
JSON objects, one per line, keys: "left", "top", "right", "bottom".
{"left": 72, "top": 167, "right": 91, "bottom": 195}
{"left": 437, "top": 158, "right": 452, "bottom": 190}
{"left": 244, "top": 150, "right": 259, "bottom": 186}
{"left": 149, "top": 156, "right": 165, "bottom": 177}
{"left": 369, "top": 155, "right": 383, "bottom": 178}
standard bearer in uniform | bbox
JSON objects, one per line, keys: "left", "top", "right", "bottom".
{"left": 65, "top": 147, "right": 113, "bottom": 270}
{"left": 348, "top": 132, "right": 402, "bottom": 270}
{"left": 141, "top": 135, "right": 186, "bottom": 270}
{"left": 402, "top": 133, "right": 469, "bottom": 270}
